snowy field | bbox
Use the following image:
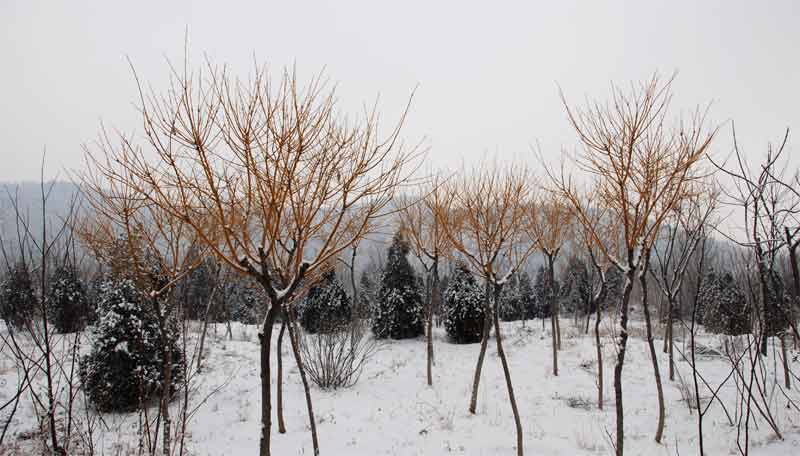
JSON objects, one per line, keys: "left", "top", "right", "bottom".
{"left": 2, "top": 319, "right": 800, "bottom": 455}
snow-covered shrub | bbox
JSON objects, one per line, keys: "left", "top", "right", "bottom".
{"left": 700, "top": 271, "right": 750, "bottom": 336}
{"left": 443, "top": 263, "right": 485, "bottom": 343}
{"left": 298, "top": 270, "right": 352, "bottom": 333}
{"left": 762, "top": 269, "right": 794, "bottom": 337}
{"left": 80, "top": 278, "right": 183, "bottom": 412}
{"left": 357, "top": 270, "right": 377, "bottom": 319}
{"left": 498, "top": 273, "right": 523, "bottom": 321}
{"left": 371, "top": 232, "right": 424, "bottom": 339}
{"left": 532, "top": 265, "right": 559, "bottom": 319}
{"left": 226, "top": 276, "right": 264, "bottom": 324}
{"left": 560, "top": 256, "right": 591, "bottom": 316}
{"left": 601, "top": 265, "right": 624, "bottom": 313}
{"left": 46, "top": 264, "right": 89, "bottom": 333}
{"left": 0, "top": 262, "right": 37, "bottom": 329}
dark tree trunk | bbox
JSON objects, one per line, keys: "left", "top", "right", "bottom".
{"left": 614, "top": 268, "right": 636, "bottom": 456}
{"left": 287, "top": 312, "right": 319, "bottom": 455}
{"left": 427, "top": 258, "right": 440, "bottom": 386}
{"left": 639, "top": 257, "right": 665, "bottom": 443}
{"left": 276, "top": 319, "right": 287, "bottom": 434}
{"left": 259, "top": 306, "right": 279, "bottom": 456}
{"left": 492, "top": 283, "right": 524, "bottom": 456}
{"left": 468, "top": 280, "right": 492, "bottom": 414}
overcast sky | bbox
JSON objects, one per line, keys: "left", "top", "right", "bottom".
{"left": 1, "top": 0, "right": 798, "bottom": 182}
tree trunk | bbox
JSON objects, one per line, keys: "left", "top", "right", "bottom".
{"left": 668, "top": 298, "right": 675, "bottom": 382}
{"left": 196, "top": 274, "right": 220, "bottom": 372}
{"left": 781, "top": 334, "right": 791, "bottom": 389}
{"left": 492, "top": 283, "right": 524, "bottom": 456}
{"left": 161, "top": 343, "right": 173, "bottom": 456}
{"left": 547, "top": 254, "right": 559, "bottom": 376}
{"left": 427, "top": 258, "right": 440, "bottom": 387}
{"left": 469, "top": 280, "right": 492, "bottom": 414}
{"left": 595, "top": 296, "right": 603, "bottom": 410}
{"left": 258, "top": 306, "right": 279, "bottom": 456}
{"left": 639, "top": 261, "right": 665, "bottom": 444}
{"left": 614, "top": 269, "right": 636, "bottom": 456}
{"left": 276, "top": 319, "right": 287, "bottom": 434}
{"left": 287, "top": 313, "right": 320, "bottom": 455}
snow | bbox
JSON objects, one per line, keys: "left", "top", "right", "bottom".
{"left": 2, "top": 320, "right": 799, "bottom": 455}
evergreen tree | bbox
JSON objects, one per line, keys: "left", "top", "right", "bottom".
{"left": 443, "top": 263, "right": 485, "bottom": 343}
{"left": 498, "top": 273, "right": 523, "bottom": 321}
{"left": 357, "top": 271, "right": 376, "bottom": 319}
{"left": 1, "top": 262, "right": 37, "bottom": 329}
{"left": 46, "top": 264, "right": 89, "bottom": 333}
{"left": 372, "top": 232, "right": 424, "bottom": 339}
{"left": 181, "top": 254, "right": 218, "bottom": 320}
{"left": 532, "top": 265, "right": 558, "bottom": 319}
{"left": 80, "top": 278, "right": 184, "bottom": 412}
{"left": 227, "top": 276, "right": 263, "bottom": 324}
{"left": 517, "top": 270, "right": 536, "bottom": 320}
{"left": 560, "top": 256, "right": 591, "bottom": 316}
{"left": 701, "top": 271, "right": 750, "bottom": 335}
{"left": 601, "top": 265, "right": 624, "bottom": 313}
{"left": 299, "top": 270, "right": 352, "bottom": 333}
{"left": 763, "top": 269, "right": 793, "bottom": 337}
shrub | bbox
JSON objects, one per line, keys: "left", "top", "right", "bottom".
{"left": 80, "top": 278, "right": 183, "bottom": 412}
{"left": 46, "top": 265, "right": 89, "bottom": 333}
{"left": 298, "top": 270, "right": 352, "bottom": 333}
{"left": 701, "top": 271, "right": 751, "bottom": 336}
{"left": 443, "top": 263, "right": 485, "bottom": 343}
{"left": 372, "top": 232, "right": 424, "bottom": 339}
{"left": 299, "top": 319, "right": 378, "bottom": 389}
{"left": 1, "top": 262, "right": 37, "bottom": 329}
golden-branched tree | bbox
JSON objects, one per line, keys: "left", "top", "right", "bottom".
{"left": 436, "top": 164, "right": 537, "bottom": 456}
{"left": 398, "top": 175, "right": 452, "bottom": 387}
{"left": 83, "top": 61, "right": 423, "bottom": 456}
{"left": 527, "top": 193, "right": 573, "bottom": 376}
{"left": 552, "top": 74, "right": 716, "bottom": 455}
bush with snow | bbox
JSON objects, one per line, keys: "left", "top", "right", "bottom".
{"left": 443, "top": 263, "right": 485, "bottom": 343}
{"left": 699, "top": 271, "right": 750, "bottom": 336}
{"left": 46, "top": 264, "right": 89, "bottom": 333}
{"left": 371, "top": 232, "right": 424, "bottom": 339}
{"left": 80, "top": 278, "right": 183, "bottom": 412}
{"left": 0, "top": 262, "right": 37, "bottom": 329}
{"left": 298, "top": 270, "right": 352, "bottom": 333}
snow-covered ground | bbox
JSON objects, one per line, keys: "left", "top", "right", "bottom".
{"left": 3, "top": 319, "right": 799, "bottom": 455}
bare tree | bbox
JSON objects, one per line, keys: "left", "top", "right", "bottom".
{"left": 437, "top": 164, "right": 537, "bottom": 456}
{"left": 552, "top": 74, "right": 716, "bottom": 454}
{"left": 398, "top": 175, "right": 451, "bottom": 386}
{"left": 527, "top": 194, "right": 573, "bottom": 376}
{"left": 82, "top": 58, "right": 423, "bottom": 456}
{"left": 650, "top": 184, "right": 718, "bottom": 382}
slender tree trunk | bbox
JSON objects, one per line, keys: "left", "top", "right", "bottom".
{"left": 547, "top": 254, "right": 559, "bottom": 376}
{"left": 781, "top": 334, "right": 791, "bottom": 389}
{"left": 197, "top": 274, "right": 220, "bottom": 372}
{"left": 469, "top": 281, "right": 492, "bottom": 414}
{"left": 427, "top": 258, "right": 440, "bottom": 386}
{"left": 614, "top": 269, "right": 636, "bottom": 456}
{"left": 595, "top": 297, "right": 604, "bottom": 410}
{"left": 287, "top": 313, "right": 319, "bottom": 455}
{"left": 276, "top": 319, "right": 287, "bottom": 434}
{"left": 161, "top": 341, "right": 173, "bottom": 456}
{"left": 639, "top": 259, "right": 665, "bottom": 443}
{"left": 259, "top": 306, "right": 279, "bottom": 456}
{"left": 668, "top": 298, "right": 675, "bottom": 382}
{"left": 492, "top": 283, "right": 524, "bottom": 456}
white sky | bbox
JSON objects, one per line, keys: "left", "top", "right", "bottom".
{"left": 1, "top": 0, "right": 798, "bottom": 182}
